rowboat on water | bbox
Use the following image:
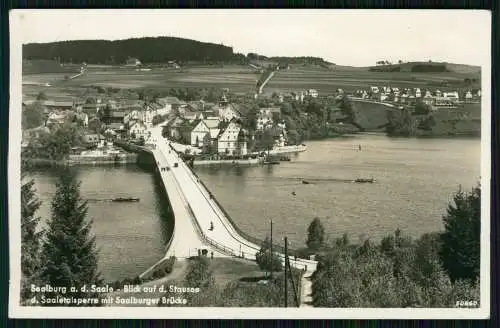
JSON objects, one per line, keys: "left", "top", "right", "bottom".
{"left": 354, "top": 178, "right": 374, "bottom": 183}
{"left": 112, "top": 197, "right": 140, "bottom": 202}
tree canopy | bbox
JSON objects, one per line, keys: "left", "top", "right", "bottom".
{"left": 306, "top": 217, "right": 325, "bottom": 251}
{"left": 21, "top": 176, "right": 43, "bottom": 303}
{"left": 439, "top": 184, "right": 481, "bottom": 282}
{"left": 40, "top": 169, "right": 102, "bottom": 305}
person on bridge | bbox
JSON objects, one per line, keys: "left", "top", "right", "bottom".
{"left": 209, "top": 221, "right": 214, "bottom": 231}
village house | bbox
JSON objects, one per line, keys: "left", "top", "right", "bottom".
{"left": 217, "top": 120, "right": 247, "bottom": 156}
{"left": 165, "top": 116, "right": 186, "bottom": 139}
{"left": 443, "top": 91, "right": 459, "bottom": 102}
{"left": 465, "top": 90, "right": 473, "bottom": 101}
{"left": 76, "top": 112, "right": 88, "bottom": 127}
{"left": 203, "top": 110, "right": 219, "bottom": 120}
{"left": 101, "top": 109, "right": 125, "bottom": 125}
{"left": 256, "top": 109, "right": 273, "bottom": 130}
{"left": 82, "top": 134, "right": 103, "bottom": 147}
{"left": 43, "top": 100, "right": 75, "bottom": 111}
{"left": 124, "top": 110, "right": 140, "bottom": 125}
{"left": 415, "top": 88, "right": 422, "bottom": 98}
{"left": 183, "top": 107, "right": 204, "bottom": 123}
{"left": 307, "top": 89, "right": 319, "bottom": 98}
{"left": 129, "top": 121, "right": 149, "bottom": 140}
{"left": 370, "top": 86, "right": 380, "bottom": 94}
{"left": 256, "top": 107, "right": 281, "bottom": 130}
{"left": 81, "top": 103, "right": 104, "bottom": 115}
{"left": 190, "top": 119, "right": 220, "bottom": 147}
{"left": 125, "top": 58, "right": 142, "bottom": 67}
{"left": 187, "top": 100, "right": 206, "bottom": 112}
{"left": 106, "top": 122, "right": 126, "bottom": 133}
{"left": 45, "top": 111, "right": 67, "bottom": 128}
{"left": 214, "top": 99, "right": 241, "bottom": 122}
{"left": 155, "top": 96, "right": 183, "bottom": 116}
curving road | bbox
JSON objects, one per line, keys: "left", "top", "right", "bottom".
{"left": 149, "top": 127, "right": 317, "bottom": 274}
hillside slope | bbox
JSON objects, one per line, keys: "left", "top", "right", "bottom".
{"left": 23, "top": 37, "right": 237, "bottom": 65}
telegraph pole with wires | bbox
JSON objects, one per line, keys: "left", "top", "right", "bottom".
{"left": 283, "top": 236, "right": 300, "bottom": 307}
{"left": 270, "top": 219, "right": 273, "bottom": 278}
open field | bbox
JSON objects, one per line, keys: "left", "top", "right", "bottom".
{"left": 22, "top": 64, "right": 481, "bottom": 104}
{"left": 266, "top": 67, "right": 480, "bottom": 94}
{"left": 23, "top": 65, "right": 260, "bottom": 95}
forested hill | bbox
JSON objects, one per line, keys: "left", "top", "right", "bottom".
{"left": 22, "top": 37, "right": 238, "bottom": 64}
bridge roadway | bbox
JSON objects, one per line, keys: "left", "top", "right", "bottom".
{"left": 149, "top": 126, "right": 317, "bottom": 274}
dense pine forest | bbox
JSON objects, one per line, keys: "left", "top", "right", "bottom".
{"left": 23, "top": 37, "right": 238, "bottom": 65}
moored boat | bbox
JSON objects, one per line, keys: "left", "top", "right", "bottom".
{"left": 354, "top": 178, "right": 374, "bottom": 183}
{"left": 112, "top": 197, "right": 140, "bottom": 202}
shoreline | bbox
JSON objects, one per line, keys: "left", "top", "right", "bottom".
{"left": 22, "top": 153, "right": 138, "bottom": 167}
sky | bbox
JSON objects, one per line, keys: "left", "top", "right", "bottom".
{"left": 12, "top": 9, "right": 491, "bottom": 67}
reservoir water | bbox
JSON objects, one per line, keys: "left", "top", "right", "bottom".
{"left": 29, "top": 135, "right": 481, "bottom": 281}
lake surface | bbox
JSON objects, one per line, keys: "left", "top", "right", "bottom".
{"left": 194, "top": 134, "right": 481, "bottom": 249}
{"left": 29, "top": 135, "right": 480, "bottom": 281}
{"left": 29, "top": 165, "right": 173, "bottom": 282}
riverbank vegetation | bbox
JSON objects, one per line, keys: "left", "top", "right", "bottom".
{"left": 386, "top": 103, "right": 481, "bottom": 138}
{"left": 308, "top": 184, "right": 481, "bottom": 307}
{"left": 158, "top": 256, "right": 301, "bottom": 307}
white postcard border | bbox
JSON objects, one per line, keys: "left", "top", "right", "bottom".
{"left": 8, "top": 9, "right": 491, "bottom": 319}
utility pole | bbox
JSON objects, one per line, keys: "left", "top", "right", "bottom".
{"left": 270, "top": 219, "right": 273, "bottom": 278}
{"left": 284, "top": 236, "right": 288, "bottom": 308}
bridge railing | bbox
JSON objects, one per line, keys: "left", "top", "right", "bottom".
{"left": 172, "top": 144, "right": 299, "bottom": 256}
{"left": 186, "top": 203, "right": 238, "bottom": 258}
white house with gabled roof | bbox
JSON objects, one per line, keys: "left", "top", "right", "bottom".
{"left": 217, "top": 121, "right": 247, "bottom": 156}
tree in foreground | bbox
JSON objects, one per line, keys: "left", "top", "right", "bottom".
{"left": 255, "top": 237, "right": 282, "bottom": 274}
{"left": 306, "top": 217, "right": 325, "bottom": 251}
{"left": 40, "top": 169, "right": 102, "bottom": 306}
{"left": 439, "top": 184, "right": 481, "bottom": 283}
{"left": 20, "top": 174, "right": 43, "bottom": 303}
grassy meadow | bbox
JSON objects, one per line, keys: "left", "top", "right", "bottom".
{"left": 266, "top": 66, "right": 480, "bottom": 95}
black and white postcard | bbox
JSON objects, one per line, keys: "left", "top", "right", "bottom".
{"left": 8, "top": 9, "right": 491, "bottom": 319}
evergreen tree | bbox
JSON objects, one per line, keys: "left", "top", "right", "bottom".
{"left": 306, "top": 217, "right": 325, "bottom": 251}
{"left": 20, "top": 174, "right": 42, "bottom": 303}
{"left": 40, "top": 169, "right": 102, "bottom": 306}
{"left": 439, "top": 184, "right": 481, "bottom": 283}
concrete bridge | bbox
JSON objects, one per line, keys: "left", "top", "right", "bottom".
{"left": 138, "top": 126, "right": 317, "bottom": 304}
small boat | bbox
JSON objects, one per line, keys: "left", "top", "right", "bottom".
{"left": 354, "top": 178, "right": 374, "bottom": 183}
{"left": 302, "top": 180, "right": 310, "bottom": 185}
{"left": 112, "top": 197, "right": 140, "bottom": 202}
{"left": 263, "top": 161, "right": 280, "bottom": 165}
{"left": 280, "top": 156, "right": 291, "bottom": 161}
{"left": 291, "top": 191, "right": 296, "bottom": 196}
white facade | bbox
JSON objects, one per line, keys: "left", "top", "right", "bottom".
{"left": 443, "top": 91, "right": 459, "bottom": 102}
{"left": 256, "top": 109, "right": 273, "bottom": 130}
{"left": 216, "top": 104, "right": 240, "bottom": 122}
{"left": 217, "top": 122, "right": 246, "bottom": 156}
{"left": 141, "top": 110, "right": 155, "bottom": 126}
{"left": 308, "top": 89, "right": 318, "bottom": 98}
{"left": 415, "top": 88, "right": 422, "bottom": 98}
{"left": 190, "top": 121, "right": 210, "bottom": 147}
{"left": 129, "top": 121, "right": 148, "bottom": 139}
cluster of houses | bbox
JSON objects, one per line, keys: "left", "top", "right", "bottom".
{"left": 162, "top": 95, "right": 287, "bottom": 156}
{"left": 354, "top": 86, "right": 481, "bottom": 107}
